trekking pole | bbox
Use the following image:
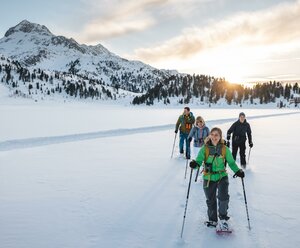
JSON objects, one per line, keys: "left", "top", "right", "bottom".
{"left": 171, "top": 133, "right": 177, "bottom": 159}
{"left": 241, "top": 178, "right": 251, "bottom": 230}
{"left": 184, "top": 140, "right": 192, "bottom": 179}
{"left": 247, "top": 147, "right": 252, "bottom": 164}
{"left": 180, "top": 168, "right": 193, "bottom": 238}
{"left": 194, "top": 167, "right": 200, "bottom": 182}
{"left": 184, "top": 159, "right": 189, "bottom": 179}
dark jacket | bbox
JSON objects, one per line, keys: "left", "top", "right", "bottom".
{"left": 227, "top": 119, "right": 252, "bottom": 144}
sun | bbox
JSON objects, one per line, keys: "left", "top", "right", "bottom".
{"left": 226, "top": 75, "right": 246, "bottom": 84}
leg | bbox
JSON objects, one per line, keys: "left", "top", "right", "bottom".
{"left": 217, "top": 176, "right": 230, "bottom": 220}
{"left": 232, "top": 143, "right": 238, "bottom": 161}
{"left": 239, "top": 142, "right": 246, "bottom": 166}
{"left": 203, "top": 180, "right": 218, "bottom": 222}
{"left": 184, "top": 134, "right": 191, "bottom": 159}
{"left": 179, "top": 133, "right": 184, "bottom": 154}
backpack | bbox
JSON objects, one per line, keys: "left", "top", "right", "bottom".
{"left": 179, "top": 113, "right": 193, "bottom": 132}
{"left": 203, "top": 143, "right": 227, "bottom": 186}
{"left": 204, "top": 144, "right": 226, "bottom": 162}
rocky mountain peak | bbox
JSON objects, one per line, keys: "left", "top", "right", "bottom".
{"left": 4, "top": 20, "right": 52, "bottom": 37}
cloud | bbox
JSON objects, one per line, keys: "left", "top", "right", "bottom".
{"left": 133, "top": 0, "right": 300, "bottom": 62}
{"left": 82, "top": 17, "right": 155, "bottom": 41}
{"left": 78, "top": 0, "right": 170, "bottom": 42}
{"left": 78, "top": 0, "right": 214, "bottom": 42}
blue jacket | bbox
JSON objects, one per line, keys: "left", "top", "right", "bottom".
{"left": 188, "top": 125, "right": 210, "bottom": 147}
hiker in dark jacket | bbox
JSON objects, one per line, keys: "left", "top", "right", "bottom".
{"left": 226, "top": 112, "right": 253, "bottom": 168}
{"left": 175, "top": 107, "right": 195, "bottom": 159}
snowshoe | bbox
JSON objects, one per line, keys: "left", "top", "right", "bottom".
{"left": 216, "top": 220, "right": 232, "bottom": 234}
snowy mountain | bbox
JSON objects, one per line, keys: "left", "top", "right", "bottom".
{"left": 0, "top": 53, "right": 140, "bottom": 102}
{"left": 0, "top": 20, "right": 299, "bottom": 107}
{"left": 0, "top": 20, "right": 173, "bottom": 93}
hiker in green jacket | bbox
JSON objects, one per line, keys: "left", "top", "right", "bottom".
{"left": 189, "top": 127, "right": 244, "bottom": 230}
{"left": 175, "top": 107, "right": 195, "bottom": 159}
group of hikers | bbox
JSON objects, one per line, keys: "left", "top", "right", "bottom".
{"left": 175, "top": 107, "right": 253, "bottom": 232}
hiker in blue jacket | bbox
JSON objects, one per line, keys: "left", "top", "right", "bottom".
{"left": 188, "top": 116, "right": 209, "bottom": 158}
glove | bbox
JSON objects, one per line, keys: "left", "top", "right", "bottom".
{"left": 249, "top": 142, "right": 253, "bottom": 148}
{"left": 188, "top": 137, "right": 192, "bottom": 143}
{"left": 189, "top": 160, "right": 199, "bottom": 169}
{"left": 226, "top": 140, "right": 230, "bottom": 147}
{"left": 175, "top": 130, "right": 178, "bottom": 134}
{"left": 234, "top": 169, "right": 245, "bottom": 178}
{"left": 226, "top": 135, "right": 231, "bottom": 140}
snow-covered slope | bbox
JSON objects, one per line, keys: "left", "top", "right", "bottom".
{"left": 0, "top": 20, "right": 173, "bottom": 92}
{"left": 0, "top": 53, "right": 139, "bottom": 102}
{"left": 0, "top": 103, "right": 299, "bottom": 247}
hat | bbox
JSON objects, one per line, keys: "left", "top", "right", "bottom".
{"left": 239, "top": 112, "right": 245, "bottom": 117}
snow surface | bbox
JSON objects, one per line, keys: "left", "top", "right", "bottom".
{"left": 0, "top": 96, "right": 298, "bottom": 141}
{"left": 0, "top": 99, "right": 299, "bottom": 248}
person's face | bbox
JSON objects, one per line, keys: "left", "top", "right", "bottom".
{"left": 210, "top": 131, "right": 221, "bottom": 145}
{"left": 239, "top": 115, "right": 245, "bottom": 123}
{"left": 197, "top": 120, "right": 204, "bottom": 127}
{"left": 184, "top": 109, "right": 189, "bottom": 115}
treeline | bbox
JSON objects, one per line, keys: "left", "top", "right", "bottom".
{"left": 132, "top": 74, "right": 299, "bottom": 105}
{"left": 67, "top": 58, "right": 165, "bottom": 93}
{"left": 1, "top": 55, "right": 299, "bottom": 105}
{"left": 0, "top": 58, "right": 120, "bottom": 100}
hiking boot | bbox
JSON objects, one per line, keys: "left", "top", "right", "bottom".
{"left": 204, "top": 220, "right": 218, "bottom": 228}
{"left": 218, "top": 219, "right": 229, "bottom": 231}
{"left": 178, "top": 153, "right": 185, "bottom": 159}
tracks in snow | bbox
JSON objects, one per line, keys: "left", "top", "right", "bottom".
{"left": 0, "top": 111, "right": 299, "bottom": 151}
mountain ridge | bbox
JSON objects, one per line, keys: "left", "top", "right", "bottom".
{"left": 0, "top": 20, "right": 173, "bottom": 92}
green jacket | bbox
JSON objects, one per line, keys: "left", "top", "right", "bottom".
{"left": 175, "top": 113, "right": 195, "bottom": 134}
{"left": 195, "top": 143, "right": 240, "bottom": 182}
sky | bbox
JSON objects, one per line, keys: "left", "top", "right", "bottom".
{"left": 1, "top": 0, "right": 300, "bottom": 83}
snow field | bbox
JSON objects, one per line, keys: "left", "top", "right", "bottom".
{"left": 0, "top": 105, "right": 299, "bottom": 247}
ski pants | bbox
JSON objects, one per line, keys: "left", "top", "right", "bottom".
{"left": 203, "top": 176, "right": 229, "bottom": 222}
{"left": 232, "top": 142, "right": 246, "bottom": 165}
{"left": 179, "top": 132, "right": 190, "bottom": 157}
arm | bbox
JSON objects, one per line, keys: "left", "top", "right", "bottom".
{"left": 205, "top": 127, "right": 210, "bottom": 137}
{"left": 227, "top": 122, "right": 236, "bottom": 140}
{"left": 247, "top": 123, "right": 252, "bottom": 144}
{"left": 175, "top": 116, "right": 181, "bottom": 132}
{"left": 195, "top": 146, "right": 206, "bottom": 168}
{"left": 188, "top": 127, "right": 196, "bottom": 140}
{"left": 225, "top": 146, "right": 240, "bottom": 173}
{"left": 190, "top": 114, "right": 195, "bottom": 124}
